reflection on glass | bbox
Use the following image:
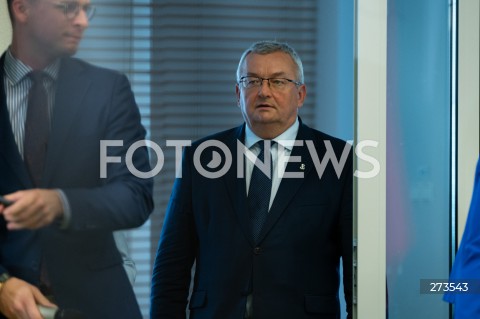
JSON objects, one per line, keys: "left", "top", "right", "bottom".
{"left": 386, "top": 0, "right": 452, "bottom": 318}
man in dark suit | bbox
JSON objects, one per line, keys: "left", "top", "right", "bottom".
{"left": 0, "top": 0, "right": 153, "bottom": 318}
{"left": 151, "top": 40, "right": 352, "bottom": 319}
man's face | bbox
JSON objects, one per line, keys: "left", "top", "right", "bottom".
{"left": 22, "top": 0, "right": 90, "bottom": 58}
{"left": 236, "top": 52, "right": 306, "bottom": 139}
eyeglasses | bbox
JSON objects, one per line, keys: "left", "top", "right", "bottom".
{"left": 238, "top": 76, "right": 302, "bottom": 90}
{"left": 52, "top": 1, "right": 96, "bottom": 20}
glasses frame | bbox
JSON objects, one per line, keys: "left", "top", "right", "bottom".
{"left": 52, "top": 1, "right": 96, "bottom": 20}
{"left": 238, "top": 76, "right": 302, "bottom": 90}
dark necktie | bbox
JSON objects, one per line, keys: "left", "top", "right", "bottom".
{"left": 24, "top": 71, "right": 49, "bottom": 187}
{"left": 248, "top": 140, "right": 273, "bottom": 243}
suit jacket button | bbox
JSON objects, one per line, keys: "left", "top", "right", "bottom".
{"left": 254, "top": 247, "right": 262, "bottom": 255}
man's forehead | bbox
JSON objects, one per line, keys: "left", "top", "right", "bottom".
{"left": 246, "top": 52, "right": 295, "bottom": 65}
{"left": 243, "top": 52, "right": 295, "bottom": 72}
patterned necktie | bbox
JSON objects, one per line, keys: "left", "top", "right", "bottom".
{"left": 248, "top": 140, "right": 273, "bottom": 243}
{"left": 24, "top": 71, "right": 49, "bottom": 187}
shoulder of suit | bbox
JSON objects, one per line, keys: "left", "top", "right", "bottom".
{"left": 300, "top": 122, "right": 349, "bottom": 148}
{"left": 61, "top": 57, "right": 124, "bottom": 79}
{"left": 190, "top": 125, "right": 243, "bottom": 147}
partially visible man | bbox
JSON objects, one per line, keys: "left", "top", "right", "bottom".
{"left": 151, "top": 40, "right": 352, "bottom": 319}
{"left": 0, "top": 0, "right": 153, "bottom": 318}
{"left": 444, "top": 157, "right": 480, "bottom": 318}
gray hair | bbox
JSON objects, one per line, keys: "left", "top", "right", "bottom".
{"left": 236, "top": 40, "right": 304, "bottom": 84}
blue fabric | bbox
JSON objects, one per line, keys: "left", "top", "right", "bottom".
{"left": 444, "top": 158, "right": 480, "bottom": 318}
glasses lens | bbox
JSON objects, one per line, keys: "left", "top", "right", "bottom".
{"left": 85, "top": 5, "right": 96, "bottom": 20}
{"left": 63, "top": 2, "right": 95, "bottom": 21}
{"left": 241, "top": 77, "right": 261, "bottom": 89}
{"left": 64, "top": 2, "right": 79, "bottom": 19}
{"left": 269, "top": 78, "right": 287, "bottom": 89}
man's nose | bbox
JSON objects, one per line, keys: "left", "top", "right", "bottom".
{"left": 257, "top": 79, "right": 273, "bottom": 96}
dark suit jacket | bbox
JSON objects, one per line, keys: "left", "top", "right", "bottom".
{"left": 151, "top": 121, "right": 352, "bottom": 319}
{"left": 0, "top": 54, "right": 153, "bottom": 319}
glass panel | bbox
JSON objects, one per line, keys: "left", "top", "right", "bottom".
{"left": 316, "top": 2, "right": 354, "bottom": 317}
{"left": 386, "top": 0, "right": 452, "bottom": 318}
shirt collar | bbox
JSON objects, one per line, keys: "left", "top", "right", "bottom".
{"left": 244, "top": 117, "right": 300, "bottom": 152}
{"left": 4, "top": 48, "right": 61, "bottom": 85}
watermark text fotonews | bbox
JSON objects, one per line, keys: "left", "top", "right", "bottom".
{"left": 100, "top": 139, "right": 380, "bottom": 179}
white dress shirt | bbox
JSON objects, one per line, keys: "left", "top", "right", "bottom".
{"left": 244, "top": 117, "right": 300, "bottom": 209}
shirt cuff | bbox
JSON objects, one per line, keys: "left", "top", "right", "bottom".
{"left": 55, "top": 189, "right": 71, "bottom": 229}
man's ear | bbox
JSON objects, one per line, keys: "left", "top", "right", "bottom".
{"left": 11, "top": 0, "right": 30, "bottom": 24}
{"left": 296, "top": 84, "right": 307, "bottom": 109}
{"left": 235, "top": 84, "right": 241, "bottom": 107}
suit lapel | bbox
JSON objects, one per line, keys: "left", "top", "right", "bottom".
{"left": 222, "top": 125, "right": 255, "bottom": 246}
{"left": 0, "top": 53, "right": 32, "bottom": 189}
{"left": 256, "top": 122, "right": 316, "bottom": 243}
{"left": 43, "top": 58, "right": 91, "bottom": 185}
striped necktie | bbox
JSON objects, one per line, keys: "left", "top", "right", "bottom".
{"left": 248, "top": 140, "right": 273, "bottom": 243}
{"left": 24, "top": 71, "right": 49, "bottom": 186}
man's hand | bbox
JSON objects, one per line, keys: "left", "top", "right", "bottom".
{"left": 0, "top": 190, "right": 63, "bottom": 230}
{"left": 0, "top": 277, "right": 57, "bottom": 319}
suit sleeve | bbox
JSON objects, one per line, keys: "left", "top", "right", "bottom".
{"left": 62, "top": 73, "right": 153, "bottom": 231}
{"left": 150, "top": 146, "right": 197, "bottom": 319}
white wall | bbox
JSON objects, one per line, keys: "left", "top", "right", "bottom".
{"left": 457, "top": 0, "right": 480, "bottom": 245}
{"left": 1, "top": 1, "right": 12, "bottom": 51}
{"left": 354, "top": 0, "right": 387, "bottom": 317}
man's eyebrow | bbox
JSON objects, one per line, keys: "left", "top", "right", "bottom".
{"left": 245, "top": 71, "right": 289, "bottom": 78}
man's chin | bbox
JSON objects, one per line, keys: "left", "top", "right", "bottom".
{"left": 252, "top": 112, "right": 277, "bottom": 123}
{"left": 61, "top": 43, "right": 80, "bottom": 57}
{"left": 64, "top": 48, "right": 78, "bottom": 56}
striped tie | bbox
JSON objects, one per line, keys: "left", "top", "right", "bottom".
{"left": 248, "top": 140, "right": 273, "bottom": 243}
{"left": 24, "top": 71, "right": 49, "bottom": 186}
